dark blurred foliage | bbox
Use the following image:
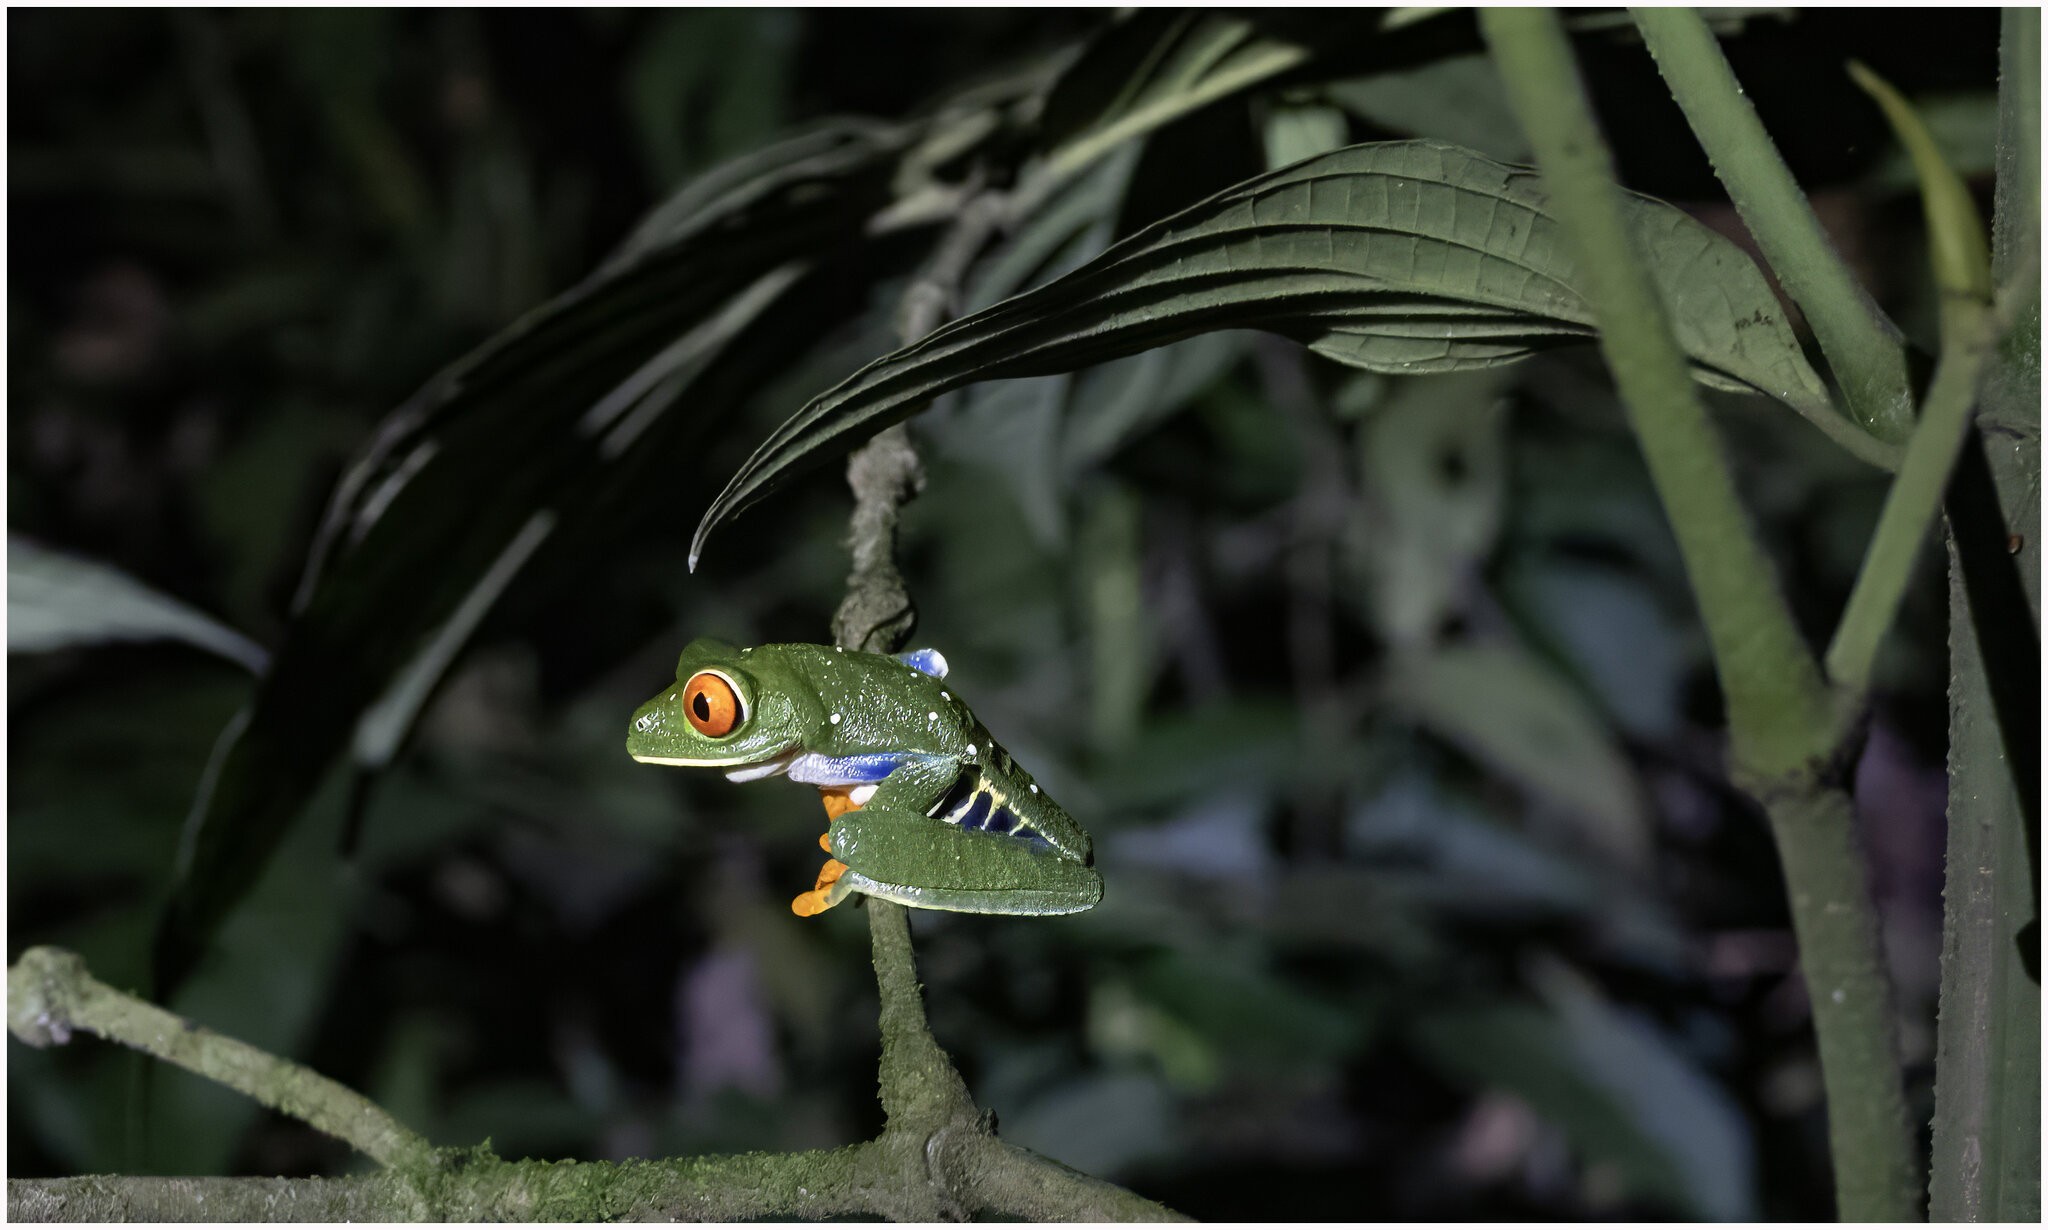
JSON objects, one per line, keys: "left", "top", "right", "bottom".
{"left": 8, "top": 9, "right": 1999, "bottom": 1220}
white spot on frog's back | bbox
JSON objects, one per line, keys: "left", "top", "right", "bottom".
{"left": 829, "top": 713, "right": 841, "bottom": 725}
{"left": 927, "top": 711, "right": 939, "bottom": 721}
{"left": 966, "top": 743, "right": 977, "bottom": 756}
{"left": 1029, "top": 784, "right": 1039, "bottom": 793}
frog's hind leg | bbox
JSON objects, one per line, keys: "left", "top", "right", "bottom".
{"left": 828, "top": 806, "right": 1102, "bottom": 916}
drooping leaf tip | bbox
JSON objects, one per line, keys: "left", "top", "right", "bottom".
{"left": 1846, "top": 59, "right": 1994, "bottom": 313}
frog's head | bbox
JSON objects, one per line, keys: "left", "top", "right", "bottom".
{"left": 627, "top": 638, "right": 819, "bottom": 779}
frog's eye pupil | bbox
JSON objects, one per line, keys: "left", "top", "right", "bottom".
{"left": 692, "top": 692, "right": 710, "bottom": 721}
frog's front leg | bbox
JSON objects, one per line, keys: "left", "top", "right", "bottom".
{"left": 793, "top": 755, "right": 962, "bottom": 917}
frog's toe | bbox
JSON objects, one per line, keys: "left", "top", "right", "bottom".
{"left": 819, "top": 831, "right": 832, "bottom": 853}
{"left": 789, "top": 880, "right": 858, "bottom": 916}
{"left": 791, "top": 859, "right": 855, "bottom": 917}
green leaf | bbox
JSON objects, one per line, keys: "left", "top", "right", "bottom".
{"left": 1385, "top": 642, "right": 1649, "bottom": 869}
{"left": 1326, "top": 53, "right": 1531, "bottom": 162}
{"left": 1344, "top": 369, "right": 1511, "bottom": 645}
{"left": 626, "top": 9, "right": 794, "bottom": 189}
{"left": 1848, "top": 60, "right": 1994, "bottom": 342}
{"left": 8, "top": 537, "right": 267, "bottom": 673}
{"left": 1407, "top": 964, "right": 1757, "bottom": 1220}
{"left": 1930, "top": 10, "right": 2041, "bottom": 1221}
{"left": 1261, "top": 101, "right": 1350, "bottom": 170}
{"left": 1038, "top": 10, "right": 1311, "bottom": 181}
{"left": 692, "top": 139, "right": 1852, "bottom": 564}
{"left": 151, "top": 121, "right": 913, "bottom": 994}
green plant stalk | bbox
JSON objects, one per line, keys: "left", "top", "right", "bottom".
{"left": 1929, "top": 7, "right": 2041, "bottom": 1221}
{"left": 1482, "top": 11, "right": 1918, "bottom": 1220}
{"left": 1826, "top": 298, "right": 1999, "bottom": 693}
{"left": 1633, "top": 7, "right": 1914, "bottom": 442}
{"left": 1481, "top": 9, "right": 1837, "bottom": 771}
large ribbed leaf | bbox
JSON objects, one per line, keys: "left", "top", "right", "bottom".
{"left": 693, "top": 139, "right": 1873, "bottom": 566}
{"left": 151, "top": 121, "right": 912, "bottom": 994}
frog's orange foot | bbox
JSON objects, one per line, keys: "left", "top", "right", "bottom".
{"left": 791, "top": 859, "right": 851, "bottom": 917}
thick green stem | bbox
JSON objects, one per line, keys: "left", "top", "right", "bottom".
{"left": 1482, "top": 8, "right": 1837, "bottom": 770}
{"left": 1757, "top": 786, "right": 1922, "bottom": 1219}
{"left": 1483, "top": 11, "right": 1918, "bottom": 1220}
{"left": 1633, "top": 8, "right": 1914, "bottom": 442}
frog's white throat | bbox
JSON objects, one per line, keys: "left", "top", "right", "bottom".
{"left": 723, "top": 748, "right": 800, "bottom": 783}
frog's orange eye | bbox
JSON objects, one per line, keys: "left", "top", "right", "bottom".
{"left": 682, "top": 672, "right": 741, "bottom": 737}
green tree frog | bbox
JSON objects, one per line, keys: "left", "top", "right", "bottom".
{"left": 628, "top": 639, "right": 1103, "bottom": 918}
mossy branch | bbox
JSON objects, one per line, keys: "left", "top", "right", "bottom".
{"left": 4, "top": 940, "right": 1183, "bottom": 1223}
{"left": 8, "top": 946, "right": 432, "bottom": 1171}
{"left": 1483, "top": 10, "right": 1918, "bottom": 1220}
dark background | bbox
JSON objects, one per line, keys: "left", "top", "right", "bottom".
{"left": 9, "top": 9, "right": 1999, "bottom": 1219}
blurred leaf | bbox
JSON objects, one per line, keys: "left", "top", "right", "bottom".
{"left": 1060, "top": 332, "right": 1247, "bottom": 474}
{"left": 1407, "top": 964, "right": 1757, "bottom": 1220}
{"left": 1387, "top": 642, "right": 1650, "bottom": 869}
{"left": 1345, "top": 370, "right": 1510, "bottom": 645}
{"left": 8, "top": 537, "right": 268, "bottom": 672}
{"left": 1848, "top": 60, "right": 1995, "bottom": 343}
{"left": 963, "top": 144, "right": 1136, "bottom": 314}
{"left": 1348, "top": 770, "right": 1605, "bottom": 919}
{"left": 352, "top": 511, "right": 556, "bottom": 771}
{"left": 1089, "top": 703, "right": 1300, "bottom": 813}
{"left": 153, "top": 120, "right": 918, "bottom": 994}
{"left": 627, "top": 10, "right": 795, "bottom": 190}
{"left": 1131, "top": 949, "right": 1362, "bottom": 1063}
{"left": 281, "top": 9, "right": 430, "bottom": 236}
{"left": 937, "top": 375, "right": 1072, "bottom": 549}
{"left": 1262, "top": 101, "right": 1351, "bottom": 169}
{"left": 693, "top": 139, "right": 1846, "bottom": 561}
{"left": 1089, "top": 979, "right": 1223, "bottom": 1090}
{"left": 1078, "top": 485, "right": 1151, "bottom": 751}
{"left": 1868, "top": 92, "right": 1999, "bottom": 191}
{"left": 1326, "top": 54, "right": 1531, "bottom": 161}
{"left": 1502, "top": 559, "right": 1690, "bottom": 741}
{"left": 1038, "top": 11, "right": 1310, "bottom": 179}
{"left": 1001, "top": 1071, "right": 1177, "bottom": 1178}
